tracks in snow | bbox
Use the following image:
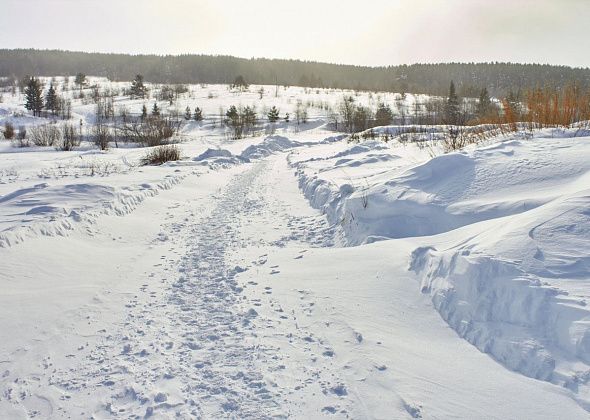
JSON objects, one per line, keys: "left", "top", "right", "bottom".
{"left": 40, "top": 154, "right": 335, "bottom": 418}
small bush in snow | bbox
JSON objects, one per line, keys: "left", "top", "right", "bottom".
{"left": 141, "top": 144, "right": 181, "bottom": 165}
{"left": 56, "top": 123, "right": 80, "bottom": 151}
{"left": 30, "top": 124, "right": 61, "bottom": 146}
{"left": 120, "top": 115, "right": 180, "bottom": 147}
{"left": 13, "top": 126, "right": 29, "bottom": 147}
{"left": 93, "top": 122, "right": 112, "bottom": 150}
{"left": 3, "top": 122, "right": 15, "bottom": 139}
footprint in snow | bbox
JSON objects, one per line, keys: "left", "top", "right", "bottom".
{"left": 330, "top": 384, "right": 347, "bottom": 396}
{"left": 322, "top": 406, "right": 337, "bottom": 414}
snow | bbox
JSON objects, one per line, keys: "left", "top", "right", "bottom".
{"left": 293, "top": 128, "right": 590, "bottom": 410}
{"left": 1, "top": 78, "right": 590, "bottom": 418}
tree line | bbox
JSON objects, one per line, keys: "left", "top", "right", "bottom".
{"left": 2, "top": 49, "right": 590, "bottom": 97}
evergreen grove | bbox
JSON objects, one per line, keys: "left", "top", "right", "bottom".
{"left": 2, "top": 49, "right": 590, "bottom": 97}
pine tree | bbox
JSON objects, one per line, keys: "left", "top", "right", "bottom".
{"left": 193, "top": 107, "right": 203, "bottom": 121}
{"left": 445, "top": 81, "right": 461, "bottom": 125}
{"left": 243, "top": 106, "right": 257, "bottom": 130}
{"left": 226, "top": 105, "right": 242, "bottom": 138}
{"left": 184, "top": 106, "right": 192, "bottom": 120}
{"left": 74, "top": 73, "right": 86, "bottom": 93}
{"left": 267, "top": 106, "right": 280, "bottom": 123}
{"left": 130, "top": 74, "right": 147, "bottom": 99}
{"left": 505, "top": 90, "right": 521, "bottom": 118}
{"left": 141, "top": 104, "right": 147, "bottom": 120}
{"left": 231, "top": 75, "right": 248, "bottom": 91}
{"left": 24, "top": 77, "right": 44, "bottom": 117}
{"left": 477, "top": 87, "right": 491, "bottom": 118}
{"left": 226, "top": 105, "right": 239, "bottom": 123}
{"left": 375, "top": 103, "right": 393, "bottom": 126}
{"left": 151, "top": 102, "right": 160, "bottom": 116}
{"left": 45, "top": 83, "right": 58, "bottom": 116}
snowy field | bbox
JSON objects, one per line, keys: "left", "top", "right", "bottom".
{"left": 1, "top": 79, "right": 590, "bottom": 419}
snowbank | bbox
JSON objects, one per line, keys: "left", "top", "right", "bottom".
{"left": 294, "top": 130, "right": 590, "bottom": 407}
{"left": 240, "top": 135, "right": 304, "bottom": 160}
{"left": 0, "top": 173, "right": 185, "bottom": 248}
{"left": 294, "top": 134, "right": 589, "bottom": 245}
{"left": 194, "top": 148, "right": 250, "bottom": 168}
{"left": 409, "top": 183, "right": 590, "bottom": 406}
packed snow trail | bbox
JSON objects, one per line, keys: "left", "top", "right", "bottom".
{"left": 89, "top": 161, "right": 284, "bottom": 418}
{"left": 2, "top": 141, "right": 589, "bottom": 419}
{"left": 22, "top": 154, "right": 334, "bottom": 418}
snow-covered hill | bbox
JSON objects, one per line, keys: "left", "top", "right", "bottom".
{"left": 291, "top": 129, "right": 590, "bottom": 411}
{"left": 1, "top": 79, "right": 589, "bottom": 418}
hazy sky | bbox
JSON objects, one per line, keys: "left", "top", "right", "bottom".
{"left": 1, "top": 0, "right": 588, "bottom": 68}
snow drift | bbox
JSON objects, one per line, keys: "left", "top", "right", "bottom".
{"left": 294, "top": 131, "right": 590, "bottom": 408}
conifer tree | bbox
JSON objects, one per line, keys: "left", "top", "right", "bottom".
{"left": 193, "top": 107, "right": 203, "bottom": 121}
{"left": 45, "top": 83, "right": 58, "bottom": 116}
{"left": 231, "top": 75, "right": 248, "bottom": 92}
{"left": 226, "top": 105, "right": 242, "bottom": 138}
{"left": 505, "top": 90, "right": 521, "bottom": 117}
{"left": 445, "top": 81, "right": 461, "bottom": 125}
{"left": 267, "top": 106, "right": 280, "bottom": 123}
{"left": 375, "top": 102, "right": 393, "bottom": 126}
{"left": 141, "top": 104, "right": 147, "bottom": 120}
{"left": 184, "top": 106, "right": 192, "bottom": 120}
{"left": 24, "top": 77, "right": 44, "bottom": 117}
{"left": 151, "top": 102, "right": 160, "bottom": 116}
{"left": 243, "top": 106, "right": 256, "bottom": 130}
{"left": 74, "top": 73, "right": 87, "bottom": 93}
{"left": 130, "top": 74, "right": 147, "bottom": 99}
{"left": 477, "top": 87, "right": 491, "bottom": 118}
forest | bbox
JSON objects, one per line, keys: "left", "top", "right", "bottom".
{"left": 1, "top": 49, "right": 590, "bottom": 97}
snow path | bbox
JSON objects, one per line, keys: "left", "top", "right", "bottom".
{"left": 18, "top": 154, "right": 335, "bottom": 418}
{"left": 2, "top": 140, "right": 589, "bottom": 419}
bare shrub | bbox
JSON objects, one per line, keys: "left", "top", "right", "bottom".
{"left": 30, "top": 124, "right": 61, "bottom": 146}
{"left": 56, "top": 123, "right": 80, "bottom": 151}
{"left": 141, "top": 144, "right": 181, "bottom": 165}
{"left": 3, "top": 122, "right": 14, "bottom": 139}
{"left": 93, "top": 122, "right": 112, "bottom": 150}
{"left": 120, "top": 116, "right": 180, "bottom": 147}
{"left": 13, "top": 126, "right": 29, "bottom": 147}
{"left": 18, "top": 126, "right": 26, "bottom": 139}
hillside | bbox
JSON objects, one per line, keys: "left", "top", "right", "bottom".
{"left": 1, "top": 78, "right": 590, "bottom": 418}
{"left": 2, "top": 49, "right": 590, "bottom": 96}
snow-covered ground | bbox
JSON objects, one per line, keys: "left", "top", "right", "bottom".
{"left": 1, "top": 79, "right": 589, "bottom": 419}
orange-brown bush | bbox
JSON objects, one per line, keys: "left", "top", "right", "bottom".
{"left": 472, "top": 84, "right": 590, "bottom": 135}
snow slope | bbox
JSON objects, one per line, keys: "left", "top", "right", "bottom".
{"left": 292, "top": 129, "right": 590, "bottom": 411}
{"left": 1, "top": 79, "right": 590, "bottom": 418}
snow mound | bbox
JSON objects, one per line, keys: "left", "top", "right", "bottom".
{"left": 297, "top": 135, "right": 589, "bottom": 245}
{"left": 409, "top": 188, "right": 590, "bottom": 405}
{"left": 240, "top": 135, "right": 303, "bottom": 160}
{"left": 331, "top": 141, "right": 390, "bottom": 159}
{"left": 331, "top": 153, "right": 399, "bottom": 170}
{"left": 0, "top": 175, "right": 184, "bottom": 248}
{"left": 194, "top": 135, "right": 309, "bottom": 169}
{"left": 194, "top": 148, "right": 250, "bottom": 168}
{"left": 296, "top": 132, "right": 590, "bottom": 408}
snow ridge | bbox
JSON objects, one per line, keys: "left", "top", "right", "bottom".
{"left": 0, "top": 173, "right": 186, "bottom": 248}
{"left": 292, "top": 132, "right": 590, "bottom": 410}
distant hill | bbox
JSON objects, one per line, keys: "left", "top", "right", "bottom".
{"left": 1, "top": 49, "right": 589, "bottom": 97}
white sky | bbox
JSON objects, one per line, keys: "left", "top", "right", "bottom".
{"left": 1, "top": 0, "right": 589, "bottom": 68}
